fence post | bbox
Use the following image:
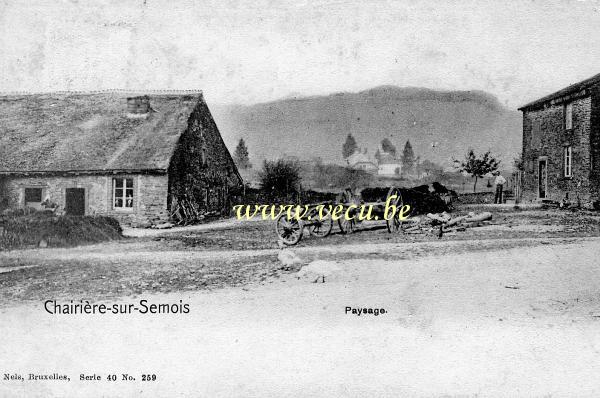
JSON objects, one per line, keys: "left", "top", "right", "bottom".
{"left": 514, "top": 170, "right": 522, "bottom": 204}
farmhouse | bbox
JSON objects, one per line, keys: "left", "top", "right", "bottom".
{"left": 377, "top": 152, "right": 402, "bottom": 177}
{"left": 346, "top": 151, "right": 377, "bottom": 174}
{"left": 519, "top": 73, "right": 600, "bottom": 206}
{"left": 0, "top": 90, "right": 242, "bottom": 226}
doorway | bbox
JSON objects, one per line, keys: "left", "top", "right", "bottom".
{"left": 538, "top": 159, "right": 547, "bottom": 199}
{"left": 65, "top": 188, "right": 85, "bottom": 215}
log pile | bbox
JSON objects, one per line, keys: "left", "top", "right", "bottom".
{"left": 401, "top": 211, "right": 493, "bottom": 236}
{"left": 169, "top": 197, "right": 203, "bottom": 225}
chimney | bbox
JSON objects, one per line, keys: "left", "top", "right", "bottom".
{"left": 126, "top": 95, "right": 151, "bottom": 117}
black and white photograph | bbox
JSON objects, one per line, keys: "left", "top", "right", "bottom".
{"left": 2, "top": 0, "right": 600, "bottom": 396}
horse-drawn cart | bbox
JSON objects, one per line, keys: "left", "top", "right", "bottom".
{"left": 275, "top": 202, "right": 334, "bottom": 246}
{"left": 274, "top": 184, "right": 493, "bottom": 245}
{"left": 275, "top": 187, "right": 406, "bottom": 245}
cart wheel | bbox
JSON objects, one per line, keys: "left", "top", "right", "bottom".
{"left": 275, "top": 213, "right": 303, "bottom": 245}
{"left": 385, "top": 187, "right": 404, "bottom": 233}
{"left": 338, "top": 217, "right": 356, "bottom": 234}
{"left": 387, "top": 217, "right": 402, "bottom": 233}
{"left": 307, "top": 207, "right": 333, "bottom": 237}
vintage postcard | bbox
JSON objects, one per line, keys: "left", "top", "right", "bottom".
{"left": 2, "top": 0, "right": 600, "bottom": 397}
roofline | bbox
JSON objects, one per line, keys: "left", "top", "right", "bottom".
{"left": 197, "top": 100, "right": 244, "bottom": 184}
{"left": 0, "top": 89, "right": 203, "bottom": 97}
{"left": 226, "top": 149, "right": 243, "bottom": 183}
{"left": 0, "top": 168, "right": 168, "bottom": 176}
{"left": 518, "top": 72, "right": 600, "bottom": 111}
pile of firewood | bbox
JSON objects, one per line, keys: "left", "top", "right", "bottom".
{"left": 169, "top": 196, "right": 224, "bottom": 225}
{"left": 401, "top": 211, "right": 493, "bottom": 236}
{"left": 169, "top": 197, "right": 203, "bottom": 225}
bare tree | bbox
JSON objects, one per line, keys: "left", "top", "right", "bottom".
{"left": 455, "top": 149, "right": 500, "bottom": 192}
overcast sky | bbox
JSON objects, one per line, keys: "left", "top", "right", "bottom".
{"left": 1, "top": 0, "right": 600, "bottom": 108}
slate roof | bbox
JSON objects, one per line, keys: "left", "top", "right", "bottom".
{"left": 518, "top": 72, "right": 600, "bottom": 111}
{"left": 0, "top": 90, "right": 202, "bottom": 173}
{"left": 347, "top": 151, "right": 375, "bottom": 167}
{"left": 378, "top": 152, "right": 400, "bottom": 165}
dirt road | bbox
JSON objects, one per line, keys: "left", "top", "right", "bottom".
{"left": 2, "top": 237, "right": 600, "bottom": 397}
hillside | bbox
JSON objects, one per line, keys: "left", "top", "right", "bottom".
{"left": 210, "top": 86, "right": 522, "bottom": 169}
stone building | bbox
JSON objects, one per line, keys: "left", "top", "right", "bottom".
{"left": 518, "top": 73, "right": 600, "bottom": 206}
{"left": 0, "top": 90, "right": 242, "bottom": 226}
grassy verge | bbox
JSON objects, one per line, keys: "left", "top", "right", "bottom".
{"left": 0, "top": 254, "right": 293, "bottom": 303}
{"left": 0, "top": 211, "right": 122, "bottom": 250}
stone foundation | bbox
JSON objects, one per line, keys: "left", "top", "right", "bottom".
{"left": 0, "top": 173, "right": 169, "bottom": 227}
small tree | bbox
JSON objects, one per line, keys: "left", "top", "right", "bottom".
{"left": 419, "top": 159, "right": 443, "bottom": 178}
{"left": 374, "top": 149, "right": 382, "bottom": 163}
{"left": 381, "top": 138, "right": 397, "bottom": 156}
{"left": 513, "top": 152, "right": 524, "bottom": 172}
{"left": 342, "top": 134, "right": 358, "bottom": 159}
{"left": 258, "top": 159, "right": 302, "bottom": 197}
{"left": 401, "top": 140, "right": 415, "bottom": 175}
{"left": 456, "top": 149, "right": 500, "bottom": 192}
{"left": 233, "top": 138, "right": 251, "bottom": 169}
{"left": 414, "top": 155, "right": 421, "bottom": 178}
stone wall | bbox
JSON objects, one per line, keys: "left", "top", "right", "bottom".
{"left": 590, "top": 89, "right": 600, "bottom": 199}
{"left": 0, "top": 173, "right": 169, "bottom": 226}
{"left": 521, "top": 95, "right": 594, "bottom": 204}
{"left": 168, "top": 99, "right": 242, "bottom": 217}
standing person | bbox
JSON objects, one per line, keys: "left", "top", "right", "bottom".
{"left": 494, "top": 172, "right": 507, "bottom": 204}
{"left": 340, "top": 187, "right": 354, "bottom": 204}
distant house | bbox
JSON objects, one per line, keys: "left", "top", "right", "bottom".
{"left": 346, "top": 151, "right": 377, "bottom": 174}
{"left": 377, "top": 152, "right": 402, "bottom": 177}
{"left": 280, "top": 154, "right": 300, "bottom": 163}
{"left": 0, "top": 90, "right": 242, "bottom": 226}
{"left": 518, "top": 73, "right": 600, "bottom": 206}
{"left": 239, "top": 168, "right": 261, "bottom": 189}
